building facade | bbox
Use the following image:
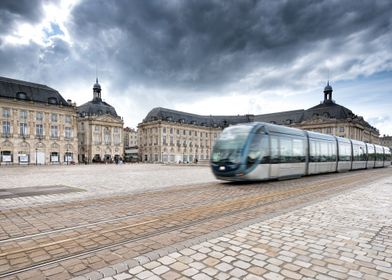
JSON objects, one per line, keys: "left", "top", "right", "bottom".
{"left": 139, "top": 83, "right": 380, "bottom": 163}
{"left": 138, "top": 108, "right": 252, "bottom": 163}
{"left": 77, "top": 79, "right": 124, "bottom": 163}
{"left": 124, "top": 127, "right": 138, "bottom": 148}
{"left": 380, "top": 135, "right": 392, "bottom": 149}
{"left": 0, "top": 76, "right": 78, "bottom": 165}
{"left": 123, "top": 127, "right": 139, "bottom": 162}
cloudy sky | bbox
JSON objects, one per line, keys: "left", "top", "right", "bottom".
{"left": 1, "top": 0, "right": 392, "bottom": 135}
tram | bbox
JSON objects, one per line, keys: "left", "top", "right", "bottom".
{"left": 210, "top": 122, "right": 391, "bottom": 181}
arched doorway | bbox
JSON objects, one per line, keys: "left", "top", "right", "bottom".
{"left": 35, "top": 142, "right": 46, "bottom": 165}
{"left": 64, "top": 143, "right": 73, "bottom": 164}
{"left": 1, "top": 140, "right": 13, "bottom": 164}
{"left": 50, "top": 143, "right": 60, "bottom": 164}
{"left": 18, "top": 141, "right": 30, "bottom": 165}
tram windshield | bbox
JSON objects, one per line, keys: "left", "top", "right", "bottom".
{"left": 211, "top": 126, "right": 252, "bottom": 164}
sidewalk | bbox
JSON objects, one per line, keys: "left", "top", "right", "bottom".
{"left": 77, "top": 176, "right": 392, "bottom": 280}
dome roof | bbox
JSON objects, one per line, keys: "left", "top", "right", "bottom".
{"left": 77, "top": 99, "right": 118, "bottom": 118}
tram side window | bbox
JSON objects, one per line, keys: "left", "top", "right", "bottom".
{"left": 270, "top": 136, "right": 279, "bottom": 164}
{"left": 310, "top": 140, "right": 337, "bottom": 162}
{"left": 353, "top": 145, "right": 366, "bottom": 161}
{"left": 376, "top": 150, "right": 383, "bottom": 161}
{"left": 279, "top": 137, "right": 292, "bottom": 163}
{"left": 386, "top": 151, "right": 392, "bottom": 161}
{"left": 367, "top": 149, "right": 376, "bottom": 161}
{"left": 338, "top": 143, "right": 351, "bottom": 161}
{"left": 292, "top": 138, "right": 306, "bottom": 162}
{"left": 273, "top": 136, "right": 305, "bottom": 163}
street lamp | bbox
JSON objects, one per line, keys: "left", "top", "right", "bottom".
{"left": 66, "top": 142, "right": 69, "bottom": 165}
{"left": 35, "top": 148, "right": 38, "bottom": 165}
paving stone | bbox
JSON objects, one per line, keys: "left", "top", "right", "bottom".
{"left": 151, "top": 265, "right": 170, "bottom": 275}
{"left": 113, "top": 273, "right": 132, "bottom": 280}
{"left": 263, "top": 272, "right": 284, "bottom": 280}
{"left": 229, "top": 268, "right": 247, "bottom": 278}
{"left": 192, "top": 273, "right": 212, "bottom": 280}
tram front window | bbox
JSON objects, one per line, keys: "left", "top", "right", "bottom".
{"left": 211, "top": 126, "right": 252, "bottom": 165}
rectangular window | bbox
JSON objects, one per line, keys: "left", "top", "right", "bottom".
{"left": 95, "top": 126, "right": 100, "bottom": 131}
{"left": 270, "top": 136, "right": 279, "bottom": 163}
{"left": 326, "top": 128, "right": 332, "bottom": 134}
{"left": 163, "top": 127, "right": 166, "bottom": 133}
{"left": 20, "top": 110, "right": 27, "bottom": 119}
{"left": 51, "top": 113, "right": 58, "bottom": 122}
{"left": 339, "top": 127, "right": 345, "bottom": 132}
{"left": 36, "top": 112, "right": 43, "bottom": 121}
{"left": 3, "top": 108, "right": 11, "bottom": 118}
{"left": 65, "top": 127, "right": 72, "bottom": 139}
{"left": 170, "top": 128, "right": 173, "bottom": 134}
{"left": 2, "top": 121, "right": 10, "bottom": 135}
{"left": 65, "top": 115, "right": 71, "bottom": 124}
{"left": 177, "top": 129, "right": 179, "bottom": 135}
{"left": 170, "top": 136, "right": 173, "bottom": 145}
{"left": 19, "top": 123, "right": 27, "bottom": 136}
{"left": 36, "top": 124, "right": 43, "bottom": 136}
{"left": 163, "top": 136, "right": 167, "bottom": 145}
{"left": 51, "top": 125, "right": 58, "bottom": 138}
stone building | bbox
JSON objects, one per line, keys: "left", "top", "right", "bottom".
{"left": 123, "top": 127, "right": 138, "bottom": 148}
{"left": 380, "top": 135, "right": 392, "bottom": 149}
{"left": 123, "top": 127, "right": 139, "bottom": 162}
{"left": 139, "top": 82, "right": 380, "bottom": 163}
{"left": 0, "top": 76, "right": 78, "bottom": 165}
{"left": 77, "top": 79, "right": 124, "bottom": 163}
{"left": 255, "top": 82, "right": 380, "bottom": 144}
{"left": 138, "top": 108, "right": 252, "bottom": 163}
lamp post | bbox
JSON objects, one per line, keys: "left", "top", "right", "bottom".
{"left": 66, "top": 142, "right": 69, "bottom": 165}
{"left": 35, "top": 148, "right": 38, "bottom": 165}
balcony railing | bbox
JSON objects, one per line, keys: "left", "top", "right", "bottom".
{"left": 1, "top": 133, "right": 11, "bottom": 138}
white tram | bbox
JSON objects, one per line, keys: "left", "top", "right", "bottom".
{"left": 211, "top": 122, "right": 391, "bottom": 181}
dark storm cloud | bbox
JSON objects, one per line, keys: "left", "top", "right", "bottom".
{"left": 0, "top": 0, "right": 391, "bottom": 111}
{"left": 65, "top": 0, "right": 392, "bottom": 97}
{"left": 0, "top": 0, "right": 45, "bottom": 37}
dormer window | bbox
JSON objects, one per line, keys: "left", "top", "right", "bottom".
{"left": 48, "top": 97, "right": 57, "bottom": 104}
{"left": 16, "top": 92, "right": 27, "bottom": 100}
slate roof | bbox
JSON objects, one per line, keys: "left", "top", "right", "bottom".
{"left": 143, "top": 107, "right": 253, "bottom": 127}
{"left": 77, "top": 99, "right": 118, "bottom": 118}
{"left": 254, "top": 109, "right": 305, "bottom": 125}
{"left": 0, "top": 76, "right": 70, "bottom": 106}
{"left": 303, "top": 100, "right": 354, "bottom": 120}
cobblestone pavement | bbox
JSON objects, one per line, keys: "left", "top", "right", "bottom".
{"left": 84, "top": 175, "right": 392, "bottom": 280}
{"left": 0, "top": 164, "right": 217, "bottom": 209}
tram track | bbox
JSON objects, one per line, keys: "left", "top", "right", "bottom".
{"left": 0, "top": 168, "right": 379, "bottom": 244}
{"left": 1, "top": 169, "right": 390, "bottom": 278}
